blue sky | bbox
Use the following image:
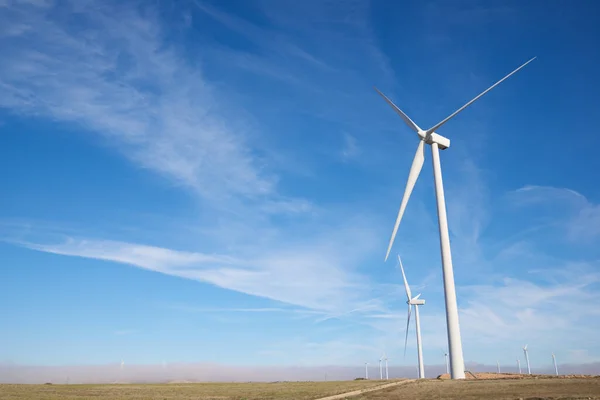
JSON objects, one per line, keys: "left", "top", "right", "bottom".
{"left": 1, "top": 0, "right": 600, "bottom": 374}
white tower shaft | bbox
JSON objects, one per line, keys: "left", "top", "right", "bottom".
{"left": 414, "top": 305, "right": 425, "bottom": 379}
{"left": 431, "top": 142, "right": 465, "bottom": 379}
{"left": 517, "top": 359, "right": 521, "bottom": 374}
{"left": 524, "top": 349, "right": 531, "bottom": 375}
{"left": 379, "top": 360, "right": 383, "bottom": 380}
{"left": 552, "top": 354, "right": 558, "bottom": 376}
{"left": 365, "top": 363, "right": 369, "bottom": 380}
{"left": 445, "top": 353, "right": 449, "bottom": 374}
{"left": 385, "top": 358, "right": 389, "bottom": 380}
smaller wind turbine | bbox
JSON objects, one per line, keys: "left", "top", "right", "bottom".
{"left": 497, "top": 361, "right": 501, "bottom": 374}
{"left": 120, "top": 360, "right": 124, "bottom": 370}
{"left": 552, "top": 353, "right": 558, "bottom": 376}
{"left": 365, "top": 362, "right": 369, "bottom": 379}
{"left": 379, "top": 356, "right": 383, "bottom": 380}
{"left": 398, "top": 254, "right": 426, "bottom": 379}
{"left": 523, "top": 345, "right": 531, "bottom": 375}
{"left": 384, "top": 353, "right": 389, "bottom": 380}
{"left": 444, "top": 353, "right": 449, "bottom": 374}
{"left": 517, "top": 358, "right": 522, "bottom": 374}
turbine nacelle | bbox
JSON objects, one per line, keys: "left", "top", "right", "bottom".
{"left": 426, "top": 132, "right": 450, "bottom": 150}
{"left": 409, "top": 298, "right": 426, "bottom": 306}
{"left": 417, "top": 130, "right": 450, "bottom": 150}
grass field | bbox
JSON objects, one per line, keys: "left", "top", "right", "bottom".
{"left": 1, "top": 377, "right": 599, "bottom": 400}
{"left": 354, "top": 377, "right": 600, "bottom": 399}
{"left": 0, "top": 380, "right": 392, "bottom": 400}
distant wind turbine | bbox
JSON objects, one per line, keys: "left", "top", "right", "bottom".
{"left": 120, "top": 360, "right": 124, "bottom": 370}
{"left": 383, "top": 353, "right": 389, "bottom": 380}
{"left": 517, "top": 358, "right": 522, "bottom": 374}
{"left": 523, "top": 345, "right": 531, "bottom": 375}
{"left": 398, "top": 254, "right": 426, "bottom": 379}
{"left": 552, "top": 353, "right": 558, "bottom": 376}
{"left": 375, "top": 57, "right": 535, "bottom": 379}
{"left": 364, "top": 362, "right": 369, "bottom": 380}
{"left": 379, "top": 356, "right": 383, "bottom": 380}
{"left": 497, "top": 361, "right": 501, "bottom": 374}
{"left": 444, "top": 353, "right": 449, "bottom": 375}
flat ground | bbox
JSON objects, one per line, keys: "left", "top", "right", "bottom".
{"left": 0, "top": 380, "right": 391, "bottom": 400}
{"left": 354, "top": 376, "right": 600, "bottom": 399}
{"left": 1, "top": 377, "right": 599, "bottom": 400}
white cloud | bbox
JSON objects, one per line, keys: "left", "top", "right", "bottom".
{"left": 0, "top": 1, "right": 278, "bottom": 203}
{"left": 18, "top": 233, "right": 380, "bottom": 314}
{"left": 341, "top": 133, "right": 361, "bottom": 161}
{"left": 510, "top": 185, "right": 600, "bottom": 242}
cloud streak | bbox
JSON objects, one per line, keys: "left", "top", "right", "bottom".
{"left": 17, "top": 234, "right": 380, "bottom": 314}
{"left": 0, "top": 0, "right": 278, "bottom": 203}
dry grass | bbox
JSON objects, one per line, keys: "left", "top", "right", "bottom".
{"left": 352, "top": 376, "right": 600, "bottom": 399}
{"left": 2, "top": 377, "right": 599, "bottom": 400}
{"left": 0, "top": 380, "right": 394, "bottom": 400}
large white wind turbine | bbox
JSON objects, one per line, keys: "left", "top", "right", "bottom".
{"left": 523, "top": 345, "right": 531, "bottom": 375}
{"left": 398, "top": 254, "right": 426, "bottom": 379}
{"left": 375, "top": 57, "right": 535, "bottom": 379}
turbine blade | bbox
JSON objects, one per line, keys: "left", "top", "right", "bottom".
{"left": 404, "top": 304, "right": 412, "bottom": 357}
{"left": 425, "top": 57, "right": 536, "bottom": 135}
{"left": 412, "top": 293, "right": 421, "bottom": 300}
{"left": 397, "top": 254, "right": 412, "bottom": 299}
{"left": 384, "top": 140, "right": 426, "bottom": 261}
{"left": 374, "top": 87, "right": 422, "bottom": 133}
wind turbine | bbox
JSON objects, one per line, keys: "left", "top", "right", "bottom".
{"left": 497, "top": 361, "right": 501, "bottom": 374}
{"left": 552, "top": 353, "right": 558, "bottom": 376}
{"left": 364, "top": 362, "right": 369, "bottom": 380}
{"left": 375, "top": 57, "right": 536, "bottom": 379}
{"left": 517, "top": 358, "right": 522, "bottom": 374}
{"left": 398, "top": 254, "right": 426, "bottom": 379}
{"left": 383, "top": 353, "right": 389, "bottom": 380}
{"left": 379, "top": 355, "right": 383, "bottom": 380}
{"left": 523, "top": 345, "right": 531, "bottom": 375}
{"left": 444, "top": 353, "right": 449, "bottom": 375}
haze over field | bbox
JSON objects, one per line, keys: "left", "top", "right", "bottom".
{"left": 2, "top": 362, "right": 599, "bottom": 384}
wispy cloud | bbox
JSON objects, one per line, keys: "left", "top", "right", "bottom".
{"left": 510, "top": 185, "right": 600, "bottom": 242}
{"left": 16, "top": 233, "right": 380, "bottom": 314}
{"left": 341, "top": 133, "right": 361, "bottom": 161}
{"left": 0, "top": 0, "right": 282, "bottom": 205}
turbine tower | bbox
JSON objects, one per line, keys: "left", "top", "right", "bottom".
{"left": 444, "top": 353, "right": 449, "bottom": 374}
{"left": 399, "top": 254, "right": 426, "bottom": 379}
{"left": 364, "top": 362, "right": 369, "bottom": 380}
{"left": 523, "top": 345, "right": 531, "bottom": 375}
{"left": 517, "top": 358, "right": 522, "bottom": 374}
{"left": 379, "top": 355, "right": 383, "bottom": 380}
{"left": 497, "top": 361, "right": 501, "bottom": 374}
{"left": 384, "top": 353, "right": 389, "bottom": 380}
{"left": 552, "top": 353, "right": 558, "bottom": 376}
{"left": 375, "top": 57, "right": 535, "bottom": 379}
